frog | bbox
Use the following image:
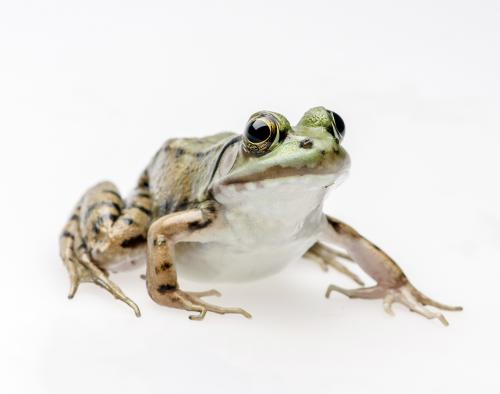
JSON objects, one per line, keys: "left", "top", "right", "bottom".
{"left": 59, "top": 106, "right": 462, "bottom": 325}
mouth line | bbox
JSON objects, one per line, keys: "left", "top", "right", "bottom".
{"left": 220, "top": 165, "right": 338, "bottom": 186}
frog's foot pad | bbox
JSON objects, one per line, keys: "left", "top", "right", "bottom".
{"left": 65, "top": 255, "right": 141, "bottom": 317}
{"left": 169, "top": 289, "right": 252, "bottom": 321}
{"left": 325, "top": 283, "right": 462, "bottom": 326}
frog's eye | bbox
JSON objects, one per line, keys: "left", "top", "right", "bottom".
{"left": 327, "top": 110, "right": 345, "bottom": 142}
{"left": 243, "top": 114, "right": 282, "bottom": 155}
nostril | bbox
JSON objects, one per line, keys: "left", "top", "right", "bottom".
{"left": 299, "top": 138, "right": 313, "bottom": 149}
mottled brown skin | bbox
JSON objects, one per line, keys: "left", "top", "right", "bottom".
{"left": 59, "top": 173, "right": 154, "bottom": 316}
{"left": 60, "top": 132, "right": 250, "bottom": 318}
{"left": 149, "top": 132, "right": 238, "bottom": 217}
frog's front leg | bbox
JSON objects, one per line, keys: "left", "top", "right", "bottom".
{"left": 319, "top": 216, "right": 462, "bottom": 326}
{"left": 146, "top": 208, "right": 252, "bottom": 321}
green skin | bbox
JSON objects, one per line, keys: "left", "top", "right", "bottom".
{"left": 221, "top": 109, "right": 348, "bottom": 186}
{"left": 238, "top": 108, "right": 340, "bottom": 166}
{"left": 59, "top": 106, "right": 462, "bottom": 324}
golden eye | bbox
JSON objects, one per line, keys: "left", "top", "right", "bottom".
{"left": 243, "top": 114, "right": 280, "bottom": 154}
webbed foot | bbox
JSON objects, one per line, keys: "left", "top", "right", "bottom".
{"left": 326, "top": 283, "right": 462, "bottom": 326}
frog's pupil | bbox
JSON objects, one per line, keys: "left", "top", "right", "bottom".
{"left": 330, "top": 111, "right": 345, "bottom": 138}
{"left": 245, "top": 119, "right": 271, "bottom": 143}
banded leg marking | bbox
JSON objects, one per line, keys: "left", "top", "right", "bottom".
{"left": 146, "top": 209, "right": 251, "bottom": 321}
{"left": 59, "top": 174, "right": 153, "bottom": 317}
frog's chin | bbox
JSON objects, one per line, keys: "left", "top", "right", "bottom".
{"left": 211, "top": 170, "right": 348, "bottom": 205}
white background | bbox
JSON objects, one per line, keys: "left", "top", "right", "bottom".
{"left": 1, "top": 1, "right": 499, "bottom": 393}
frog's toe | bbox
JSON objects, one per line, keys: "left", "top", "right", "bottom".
{"left": 197, "top": 303, "right": 252, "bottom": 320}
{"left": 82, "top": 258, "right": 141, "bottom": 318}
{"left": 326, "top": 283, "right": 462, "bottom": 326}
{"left": 64, "top": 251, "right": 141, "bottom": 317}
{"left": 188, "top": 304, "right": 252, "bottom": 321}
{"left": 65, "top": 257, "right": 80, "bottom": 299}
{"left": 325, "top": 284, "right": 382, "bottom": 299}
{"left": 187, "top": 289, "right": 222, "bottom": 298}
{"left": 382, "top": 285, "right": 451, "bottom": 326}
{"left": 174, "top": 290, "right": 252, "bottom": 321}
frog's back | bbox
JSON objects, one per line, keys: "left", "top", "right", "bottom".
{"left": 147, "top": 132, "right": 237, "bottom": 218}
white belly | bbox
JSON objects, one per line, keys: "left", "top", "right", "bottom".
{"left": 175, "top": 235, "right": 317, "bottom": 282}
{"left": 176, "top": 177, "right": 329, "bottom": 282}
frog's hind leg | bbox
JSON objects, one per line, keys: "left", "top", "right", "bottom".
{"left": 305, "top": 242, "right": 364, "bottom": 285}
{"left": 320, "top": 216, "right": 462, "bottom": 326}
{"left": 59, "top": 175, "right": 152, "bottom": 317}
{"left": 59, "top": 204, "right": 84, "bottom": 299}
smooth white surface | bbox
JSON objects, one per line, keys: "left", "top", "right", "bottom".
{"left": 1, "top": 1, "right": 499, "bottom": 393}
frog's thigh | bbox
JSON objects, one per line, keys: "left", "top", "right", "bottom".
{"left": 80, "top": 178, "right": 152, "bottom": 258}
{"left": 319, "top": 215, "right": 462, "bottom": 326}
{"left": 146, "top": 209, "right": 251, "bottom": 320}
{"left": 59, "top": 176, "right": 151, "bottom": 316}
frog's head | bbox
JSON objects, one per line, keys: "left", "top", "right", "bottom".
{"left": 210, "top": 107, "right": 350, "bottom": 202}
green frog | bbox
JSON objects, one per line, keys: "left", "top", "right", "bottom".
{"left": 59, "top": 107, "right": 462, "bottom": 325}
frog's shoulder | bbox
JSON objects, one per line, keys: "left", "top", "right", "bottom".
{"left": 148, "top": 132, "right": 238, "bottom": 218}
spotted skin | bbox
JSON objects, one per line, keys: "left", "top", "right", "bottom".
{"left": 148, "top": 132, "right": 238, "bottom": 218}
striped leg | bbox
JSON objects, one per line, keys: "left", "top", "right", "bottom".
{"left": 59, "top": 173, "right": 153, "bottom": 317}
{"left": 146, "top": 209, "right": 251, "bottom": 321}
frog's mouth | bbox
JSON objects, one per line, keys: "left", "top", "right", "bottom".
{"left": 212, "top": 163, "right": 350, "bottom": 200}
{"left": 220, "top": 165, "right": 342, "bottom": 187}
{"left": 219, "top": 147, "right": 350, "bottom": 187}
{"left": 211, "top": 142, "right": 351, "bottom": 198}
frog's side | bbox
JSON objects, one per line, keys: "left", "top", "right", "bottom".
{"left": 59, "top": 107, "right": 462, "bottom": 324}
